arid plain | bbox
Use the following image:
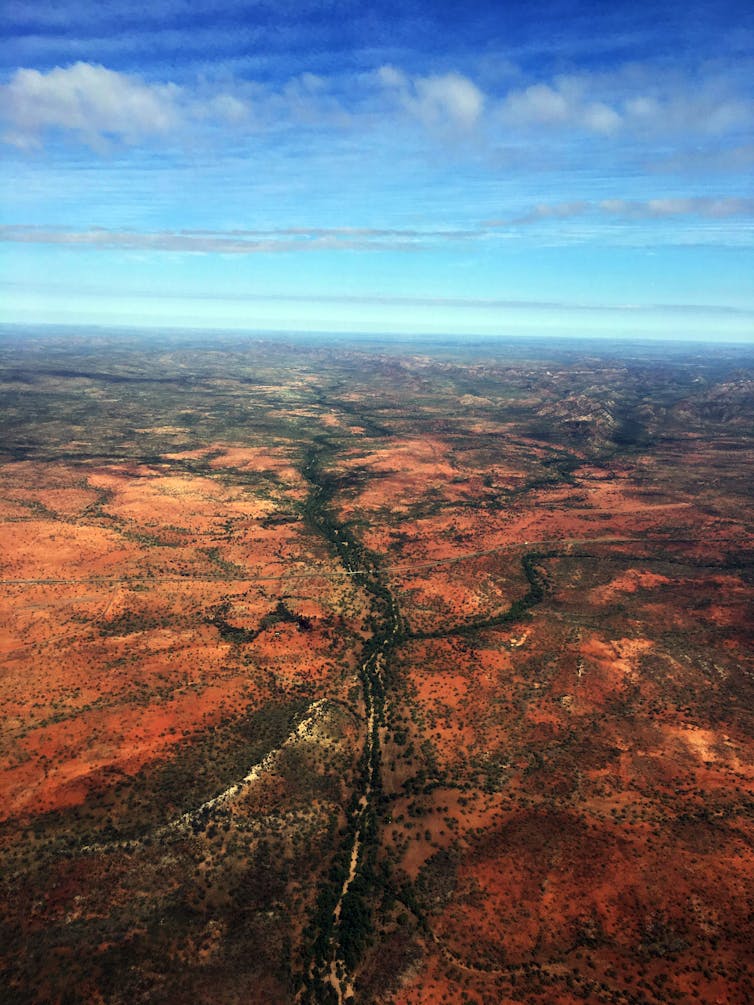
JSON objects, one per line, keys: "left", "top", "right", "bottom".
{"left": 1, "top": 329, "right": 752, "bottom": 1004}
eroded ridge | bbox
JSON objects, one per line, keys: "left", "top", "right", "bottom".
{"left": 77, "top": 699, "right": 334, "bottom": 855}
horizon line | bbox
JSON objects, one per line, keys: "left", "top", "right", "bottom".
{"left": 2, "top": 320, "right": 753, "bottom": 347}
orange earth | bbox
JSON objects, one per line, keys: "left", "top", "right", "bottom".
{"left": 1, "top": 334, "right": 752, "bottom": 1005}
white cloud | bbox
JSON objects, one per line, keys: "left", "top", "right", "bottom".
{"left": 376, "top": 65, "right": 406, "bottom": 90}
{"left": 1, "top": 62, "right": 181, "bottom": 148}
{"left": 582, "top": 101, "right": 622, "bottom": 134}
{"left": 499, "top": 78, "right": 622, "bottom": 134}
{"left": 377, "top": 65, "right": 484, "bottom": 130}
{"left": 624, "top": 95, "right": 661, "bottom": 121}
{"left": 5, "top": 197, "right": 752, "bottom": 256}
{"left": 2, "top": 58, "right": 751, "bottom": 157}
{"left": 501, "top": 83, "right": 570, "bottom": 125}
{"left": 622, "top": 89, "right": 753, "bottom": 136}
{"left": 0, "top": 61, "right": 255, "bottom": 148}
{"left": 412, "top": 73, "right": 484, "bottom": 129}
{"left": 508, "top": 201, "right": 589, "bottom": 224}
{"left": 498, "top": 67, "right": 753, "bottom": 139}
{"left": 603, "top": 197, "right": 754, "bottom": 218}
{"left": 0, "top": 223, "right": 478, "bottom": 254}
{"left": 504, "top": 197, "right": 754, "bottom": 224}
{"left": 278, "top": 72, "right": 351, "bottom": 128}
{"left": 598, "top": 199, "right": 631, "bottom": 215}
{"left": 201, "top": 92, "right": 249, "bottom": 125}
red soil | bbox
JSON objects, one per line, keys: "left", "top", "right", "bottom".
{"left": 0, "top": 449, "right": 360, "bottom": 823}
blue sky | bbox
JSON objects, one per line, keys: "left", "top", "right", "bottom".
{"left": 1, "top": 0, "right": 753, "bottom": 340}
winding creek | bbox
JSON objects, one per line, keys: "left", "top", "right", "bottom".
{"left": 299, "top": 442, "right": 402, "bottom": 1003}
{"left": 297, "top": 437, "right": 552, "bottom": 1002}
